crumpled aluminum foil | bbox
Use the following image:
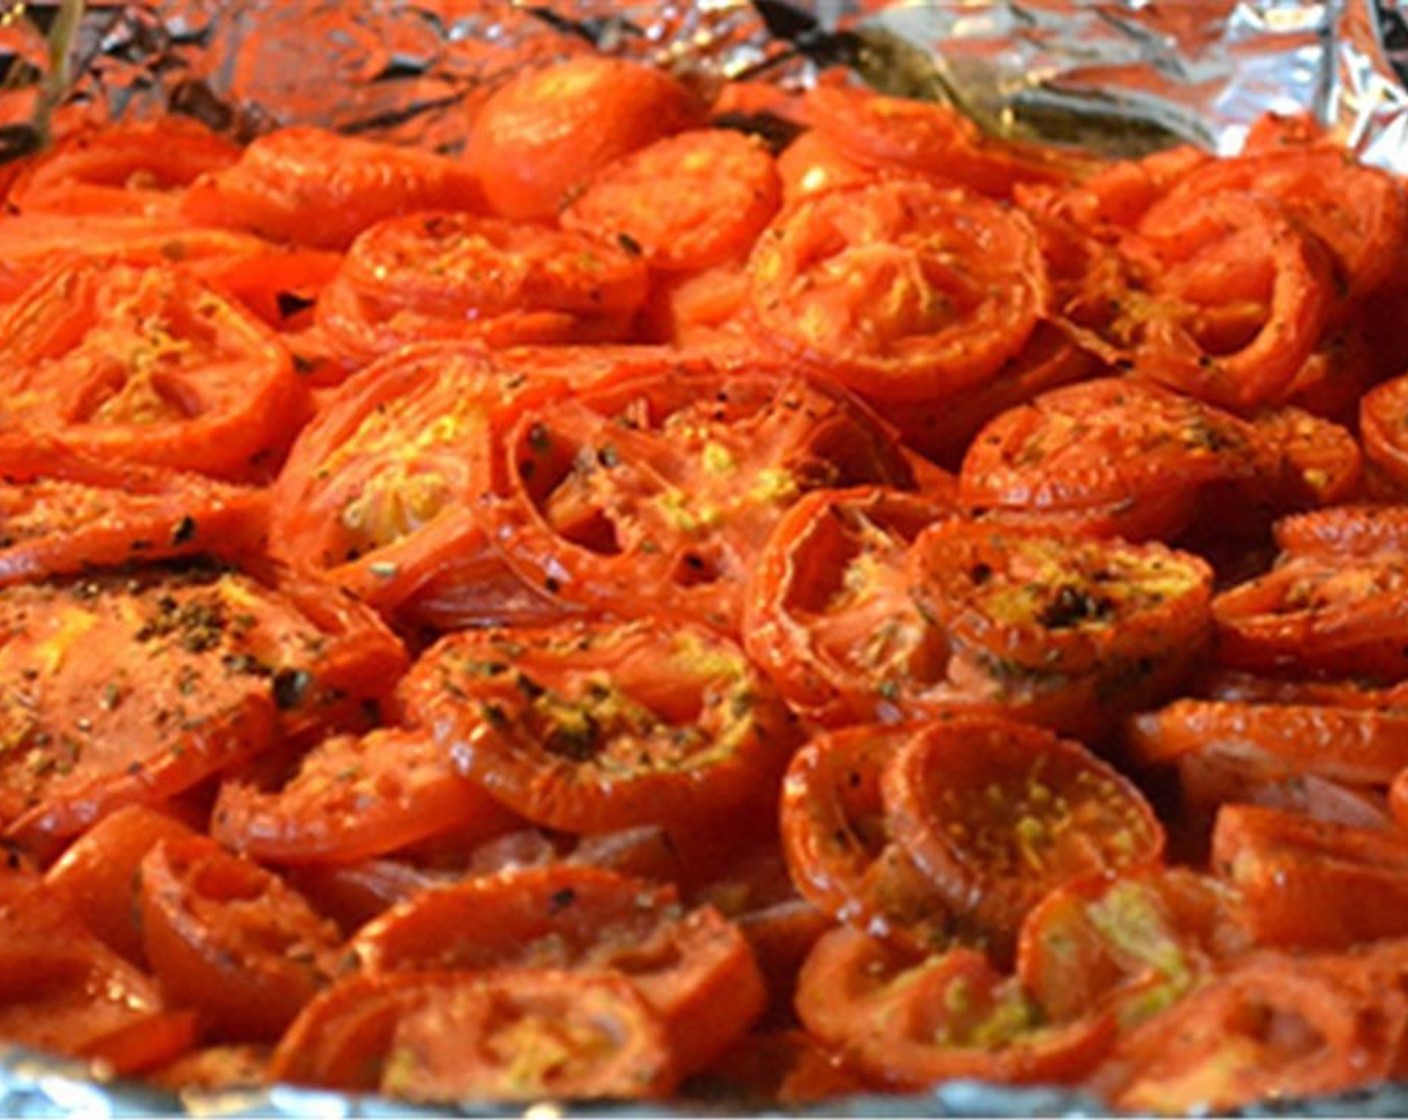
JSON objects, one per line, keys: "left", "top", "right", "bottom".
{"left": 0, "top": 1, "right": 1405, "bottom": 1116}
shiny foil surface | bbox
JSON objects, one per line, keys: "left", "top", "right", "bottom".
{"left": 0, "top": 0, "right": 1404, "bottom": 1115}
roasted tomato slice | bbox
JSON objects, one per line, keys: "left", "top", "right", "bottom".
{"left": 1127, "top": 697, "right": 1408, "bottom": 787}
{"left": 1127, "top": 193, "right": 1335, "bottom": 412}
{"left": 492, "top": 363, "right": 912, "bottom": 631}
{"left": 179, "top": 125, "right": 485, "bottom": 250}
{"left": 747, "top": 177, "right": 1049, "bottom": 402}
{"left": 742, "top": 485, "right": 953, "bottom": 726}
{"left": 7, "top": 117, "right": 240, "bottom": 219}
{"left": 780, "top": 723, "right": 968, "bottom": 953}
{"left": 1094, "top": 949, "right": 1408, "bottom": 1114}
{"left": 270, "top": 343, "right": 570, "bottom": 624}
{"left": 880, "top": 715, "right": 1164, "bottom": 944}
{"left": 561, "top": 129, "right": 782, "bottom": 272}
{"left": 799, "top": 85, "right": 1079, "bottom": 198}
{"left": 0, "top": 867, "right": 195, "bottom": 1074}
{"left": 1146, "top": 146, "right": 1408, "bottom": 299}
{"left": 0, "top": 261, "right": 304, "bottom": 480}
{"left": 139, "top": 835, "right": 345, "bottom": 1042}
{"left": 959, "top": 377, "right": 1260, "bottom": 541}
{"left": 0, "top": 436, "right": 268, "bottom": 585}
{"left": 270, "top": 968, "right": 678, "bottom": 1101}
{"left": 1015, "top": 868, "right": 1246, "bottom": 1029}
{"left": 1211, "top": 803, "right": 1408, "bottom": 951}
{"left": 316, "top": 211, "right": 648, "bottom": 362}
{"left": 397, "top": 618, "right": 798, "bottom": 834}
{"left": 45, "top": 804, "right": 198, "bottom": 965}
{"left": 795, "top": 925, "right": 1114, "bottom": 1089}
{"left": 465, "top": 54, "right": 703, "bottom": 223}
{"left": 211, "top": 726, "right": 518, "bottom": 866}
{"left": 0, "top": 564, "right": 405, "bottom": 846}
{"left": 353, "top": 863, "right": 765, "bottom": 1075}
{"left": 1212, "top": 550, "right": 1408, "bottom": 680}
{"left": 907, "top": 522, "right": 1214, "bottom": 734}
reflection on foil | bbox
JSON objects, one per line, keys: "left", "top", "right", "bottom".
{"left": 0, "top": 1, "right": 1404, "bottom": 1117}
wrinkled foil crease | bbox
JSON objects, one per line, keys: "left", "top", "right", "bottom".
{"left": 0, "top": 0, "right": 1404, "bottom": 1117}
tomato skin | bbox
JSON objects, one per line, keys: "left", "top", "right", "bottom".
{"left": 139, "top": 835, "right": 345, "bottom": 1042}
{"left": 466, "top": 56, "right": 703, "bottom": 222}
{"left": 1127, "top": 698, "right": 1408, "bottom": 788}
{"left": 180, "top": 126, "right": 485, "bottom": 250}
{"left": 742, "top": 486, "right": 954, "bottom": 727}
{"left": 1130, "top": 193, "right": 1336, "bottom": 412}
{"left": 211, "top": 727, "right": 518, "bottom": 866}
{"left": 0, "top": 261, "right": 305, "bottom": 481}
{"left": 397, "top": 618, "right": 798, "bottom": 835}
{"left": 270, "top": 968, "right": 679, "bottom": 1101}
{"left": 0, "top": 868, "right": 192, "bottom": 1071}
{"left": 353, "top": 864, "right": 765, "bottom": 1076}
{"left": 747, "top": 177, "right": 1049, "bottom": 403}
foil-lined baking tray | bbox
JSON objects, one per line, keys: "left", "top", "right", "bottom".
{"left": 0, "top": 1, "right": 1405, "bottom": 1115}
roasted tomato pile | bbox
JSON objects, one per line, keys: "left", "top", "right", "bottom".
{"left": 1, "top": 53, "right": 1408, "bottom": 1114}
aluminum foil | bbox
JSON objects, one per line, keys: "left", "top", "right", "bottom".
{"left": 0, "top": 0, "right": 1404, "bottom": 1116}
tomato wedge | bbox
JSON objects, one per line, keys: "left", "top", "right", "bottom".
{"left": 270, "top": 968, "right": 678, "bottom": 1101}
{"left": 397, "top": 618, "right": 797, "bottom": 834}
{"left": 742, "top": 486, "right": 953, "bottom": 727}
{"left": 748, "top": 177, "right": 1049, "bottom": 402}
{"left": 0, "top": 261, "right": 304, "bottom": 480}
{"left": 7, "top": 117, "right": 240, "bottom": 219}
{"left": 779, "top": 722, "right": 968, "bottom": 953}
{"left": 180, "top": 125, "right": 485, "bottom": 249}
{"left": 353, "top": 863, "right": 765, "bottom": 1075}
{"left": 562, "top": 129, "right": 781, "bottom": 272}
{"left": 1212, "top": 804, "right": 1408, "bottom": 951}
{"left": 491, "top": 363, "right": 912, "bottom": 631}
{"left": 465, "top": 55, "right": 703, "bottom": 223}
{"left": 881, "top": 715, "right": 1164, "bottom": 943}
{"left": 211, "top": 727, "right": 518, "bottom": 866}
{"left": 795, "top": 925, "right": 1114, "bottom": 1089}
{"left": 139, "top": 835, "right": 345, "bottom": 1041}
{"left": 0, "top": 436, "right": 268, "bottom": 585}
{"left": 316, "top": 211, "right": 649, "bottom": 362}
{"left": 1360, "top": 368, "right": 1408, "bottom": 492}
